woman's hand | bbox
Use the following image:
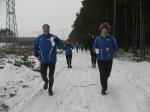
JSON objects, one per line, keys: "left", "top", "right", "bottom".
{"left": 106, "top": 47, "right": 110, "bottom": 52}
{"left": 95, "top": 48, "right": 99, "bottom": 54}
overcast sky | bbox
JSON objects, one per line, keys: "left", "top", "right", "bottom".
{"left": 0, "top": 0, "right": 82, "bottom": 38}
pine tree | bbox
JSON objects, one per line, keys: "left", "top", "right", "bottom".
{"left": 69, "top": 0, "right": 114, "bottom": 44}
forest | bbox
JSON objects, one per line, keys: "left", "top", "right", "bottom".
{"left": 69, "top": 0, "right": 150, "bottom": 59}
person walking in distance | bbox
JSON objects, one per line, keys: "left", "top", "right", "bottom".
{"left": 64, "top": 39, "right": 73, "bottom": 68}
{"left": 93, "top": 23, "right": 118, "bottom": 95}
{"left": 76, "top": 42, "right": 79, "bottom": 53}
{"left": 33, "top": 24, "right": 63, "bottom": 96}
{"left": 90, "top": 35, "right": 97, "bottom": 68}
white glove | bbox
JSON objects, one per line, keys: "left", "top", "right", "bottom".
{"left": 51, "top": 41, "right": 55, "bottom": 46}
{"left": 50, "top": 37, "right": 55, "bottom": 46}
{"left": 95, "top": 48, "right": 99, "bottom": 54}
{"left": 63, "top": 51, "right": 66, "bottom": 54}
{"left": 50, "top": 37, "right": 55, "bottom": 41}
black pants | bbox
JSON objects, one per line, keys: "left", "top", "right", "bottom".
{"left": 97, "top": 60, "right": 113, "bottom": 92}
{"left": 40, "top": 63, "right": 56, "bottom": 89}
{"left": 90, "top": 51, "right": 96, "bottom": 65}
{"left": 66, "top": 55, "right": 72, "bottom": 67}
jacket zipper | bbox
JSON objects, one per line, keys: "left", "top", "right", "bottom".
{"left": 49, "top": 47, "right": 54, "bottom": 62}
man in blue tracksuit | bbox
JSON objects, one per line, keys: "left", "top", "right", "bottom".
{"left": 64, "top": 39, "right": 73, "bottom": 68}
{"left": 93, "top": 23, "right": 118, "bottom": 95}
{"left": 33, "top": 24, "right": 63, "bottom": 96}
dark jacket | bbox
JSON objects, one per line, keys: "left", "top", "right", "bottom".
{"left": 93, "top": 35, "right": 118, "bottom": 61}
{"left": 33, "top": 33, "right": 63, "bottom": 63}
{"left": 64, "top": 44, "right": 73, "bottom": 55}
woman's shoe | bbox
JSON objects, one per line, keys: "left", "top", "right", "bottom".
{"left": 101, "top": 91, "right": 107, "bottom": 96}
{"left": 48, "top": 89, "right": 53, "bottom": 96}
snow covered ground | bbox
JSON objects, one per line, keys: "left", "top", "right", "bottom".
{"left": 0, "top": 51, "right": 150, "bottom": 112}
{"left": 0, "top": 54, "right": 65, "bottom": 112}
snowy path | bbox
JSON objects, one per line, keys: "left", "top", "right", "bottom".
{"left": 21, "top": 52, "right": 150, "bottom": 112}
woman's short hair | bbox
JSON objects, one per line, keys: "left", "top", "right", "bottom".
{"left": 100, "top": 22, "right": 111, "bottom": 31}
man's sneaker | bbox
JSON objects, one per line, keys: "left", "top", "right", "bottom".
{"left": 70, "top": 65, "right": 72, "bottom": 68}
{"left": 43, "top": 81, "right": 48, "bottom": 90}
{"left": 101, "top": 91, "right": 107, "bottom": 96}
{"left": 48, "top": 89, "right": 53, "bottom": 96}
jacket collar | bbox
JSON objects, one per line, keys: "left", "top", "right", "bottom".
{"left": 43, "top": 33, "right": 53, "bottom": 38}
{"left": 100, "top": 34, "right": 111, "bottom": 39}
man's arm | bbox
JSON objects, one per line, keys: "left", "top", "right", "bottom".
{"left": 54, "top": 35, "right": 64, "bottom": 49}
{"left": 33, "top": 37, "right": 40, "bottom": 57}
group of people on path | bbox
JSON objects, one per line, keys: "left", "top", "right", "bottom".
{"left": 75, "top": 43, "right": 85, "bottom": 53}
{"left": 33, "top": 23, "right": 118, "bottom": 96}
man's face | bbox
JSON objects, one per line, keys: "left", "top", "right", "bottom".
{"left": 43, "top": 26, "right": 50, "bottom": 35}
{"left": 101, "top": 27, "right": 109, "bottom": 35}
